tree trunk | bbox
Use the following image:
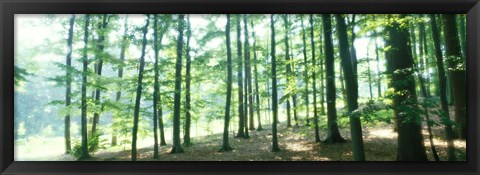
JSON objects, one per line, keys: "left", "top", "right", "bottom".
{"left": 442, "top": 14, "right": 467, "bottom": 140}
{"left": 385, "top": 15, "right": 427, "bottom": 161}
{"left": 374, "top": 30, "right": 382, "bottom": 98}
{"left": 284, "top": 14, "right": 293, "bottom": 128}
{"left": 112, "top": 15, "right": 129, "bottom": 147}
{"left": 131, "top": 15, "right": 150, "bottom": 161}
{"left": 79, "top": 14, "right": 91, "bottom": 160}
{"left": 300, "top": 15, "right": 310, "bottom": 126}
{"left": 251, "top": 20, "right": 263, "bottom": 131}
{"left": 323, "top": 14, "right": 345, "bottom": 144}
{"left": 64, "top": 14, "right": 75, "bottom": 154}
{"left": 430, "top": 14, "right": 456, "bottom": 161}
{"left": 244, "top": 14, "right": 255, "bottom": 132}
{"left": 235, "top": 15, "right": 245, "bottom": 138}
{"left": 153, "top": 14, "right": 163, "bottom": 159}
{"left": 309, "top": 15, "right": 321, "bottom": 142}
{"left": 91, "top": 14, "right": 109, "bottom": 137}
{"left": 220, "top": 14, "right": 233, "bottom": 152}
{"left": 270, "top": 14, "right": 281, "bottom": 152}
{"left": 170, "top": 14, "right": 185, "bottom": 154}
{"left": 335, "top": 14, "right": 365, "bottom": 160}
{"left": 183, "top": 15, "right": 192, "bottom": 146}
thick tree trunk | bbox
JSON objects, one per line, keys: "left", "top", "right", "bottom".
{"left": 64, "top": 14, "right": 75, "bottom": 154}
{"left": 309, "top": 15, "right": 321, "bottom": 142}
{"left": 385, "top": 15, "right": 427, "bottom": 161}
{"left": 170, "top": 14, "right": 185, "bottom": 154}
{"left": 220, "top": 14, "right": 233, "bottom": 152}
{"left": 430, "top": 14, "right": 456, "bottom": 160}
{"left": 335, "top": 14, "right": 365, "bottom": 160}
{"left": 184, "top": 15, "right": 192, "bottom": 146}
{"left": 270, "top": 14, "right": 281, "bottom": 152}
{"left": 442, "top": 14, "right": 467, "bottom": 140}
{"left": 79, "top": 14, "right": 91, "bottom": 160}
{"left": 131, "top": 15, "right": 150, "bottom": 161}
{"left": 323, "top": 14, "right": 345, "bottom": 144}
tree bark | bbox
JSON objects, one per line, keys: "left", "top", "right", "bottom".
{"left": 335, "top": 14, "right": 365, "bottom": 160}
{"left": 442, "top": 14, "right": 467, "bottom": 140}
{"left": 64, "top": 14, "right": 75, "bottom": 154}
{"left": 220, "top": 14, "right": 233, "bottom": 152}
{"left": 323, "top": 14, "right": 345, "bottom": 144}
{"left": 430, "top": 14, "right": 456, "bottom": 160}
{"left": 235, "top": 15, "right": 245, "bottom": 138}
{"left": 184, "top": 15, "right": 192, "bottom": 146}
{"left": 131, "top": 15, "right": 150, "bottom": 161}
{"left": 300, "top": 15, "right": 310, "bottom": 126}
{"left": 79, "top": 14, "right": 91, "bottom": 160}
{"left": 385, "top": 15, "right": 427, "bottom": 161}
{"left": 251, "top": 20, "right": 263, "bottom": 131}
{"left": 170, "top": 14, "right": 185, "bottom": 154}
{"left": 270, "top": 14, "right": 281, "bottom": 152}
{"left": 309, "top": 15, "right": 321, "bottom": 142}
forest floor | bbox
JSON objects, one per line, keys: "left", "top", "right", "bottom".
{"left": 73, "top": 122, "right": 466, "bottom": 161}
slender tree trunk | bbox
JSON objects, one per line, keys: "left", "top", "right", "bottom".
{"left": 251, "top": 20, "right": 263, "bottom": 131}
{"left": 79, "top": 14, "right": 91, "bottom": 160}
{"left": 183, "top": 15, "right": 192, "bottom": 146}
{"left": 112, "top": 15, "right": 129, "bottom": 147}
{"left": 152, "top": 15, "right": 160, "bottom": 158}
{"left": 442, "top": 14, "right": 467, "bottom": 140}
{"left": 270, "top": 14, "right": 281, "bottom": 152}
{"left": 300, "top": 16, "right": 310, "bottom": 126}
{"left": 284, "top": 14, "right": 293, "bottom": 128}
{"left": 323, "top": 14, "right": 345, "bottom": 144}
{"left": 430, "top": 14, "right": 456, "bottom": 161}
{"left": 235, "top": 15, "right": 246, "bottom": 138}
{"left": 319, "top": 27, "right": 326, "bottom": 116}
{"left": 385, "top": 15, "right": 427, "bottom": 161}
{"left": 220, "top": 14, "right": 233, "bottom": 152}
{"left": 374, "top": 30, "right": 382, "bottom": 98}
{"left": 131, "top": 15, "right": 150, "bottom": 161}
{"left": 335, "top": 14, "right": 365, "bottom": 160}
{"left": 64, "top": 14, "right": 75, "bottom": 154}
{"left": 309, "top": 15, "right": 321, "bottom": 142}
{"left": 244, "top": 14, "right": 255, "bottom": 131}
{"left": 170, "top": 14, "right": 185, "bottom": 154}
{"left": 367, "top": 48, "right": 373, "bottom": 99}
{"left": 457, "top": 15, "right": 466, "bottom": 60}
{"left": 91, "top": 14, "right": 109, "bottom": 137}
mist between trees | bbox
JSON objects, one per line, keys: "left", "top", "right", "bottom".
{"left": 14, "top": 14, "right": 466, "bottom": 161}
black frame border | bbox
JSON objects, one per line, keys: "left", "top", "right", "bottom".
{"left": 1, "top": 0, "right": 479, "bottom": 174}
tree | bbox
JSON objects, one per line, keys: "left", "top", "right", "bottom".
{"left": 235, "top": 15, "right": 246, "bottom": 138}
{"left": 283, "top": 14, "right": 297, "bottom": 128}
{"left": 184, "top": 15, "right": 192, "bottom": 146}
{"left": 442, "top": 14, "right": 466, "bottom": 140}
{"left": 385, "top": 15, "right": 427, "bottom": 161}
{"left": 430, "top": 14, "right": 456, "bottom": 160}
{"left": 334, "top": 14, "right": 365, "bottom": 160}
{"left": 219, "top": 14, "right": 233, "bottom": 152}
{"left": 300, "top": 15, "right": 310, "bottom": 126}
{"left": 131, "top": 14, "right": 150, "bottom": 161}
{"left": 251, "top": 19, "right": 263, "bottom": 131}
{"left": 171, "top": 14, "right": 186, "bottom": 154}
{"left": 91, "top": 14, "right": 109, "bottom": 136}
{"left": 112, "top": 15, "right": 129, "bottom": 147}
{"left": 64, "top": 14, "right": 75, "bottom": 154}
{"left": 322, "top": 14, "right": 345, "bottom": 144}
{"left": 244, "top": 14, "right": 255, "bottom": 132}
{"left": 309, "top": 15, "right": 321, "bottom": 142}
{"left": 270, "top": 14, "right": 280, "bottom": 152}
{"left": 152, "top": 14, "right": 161, "bottom": 159}
{"left": 79, "top": 14, "right": 91, "bottom": 160}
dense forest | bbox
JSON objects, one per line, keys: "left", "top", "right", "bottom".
{"left": 14, "top": 14, "right": 467, "bottom": 161}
